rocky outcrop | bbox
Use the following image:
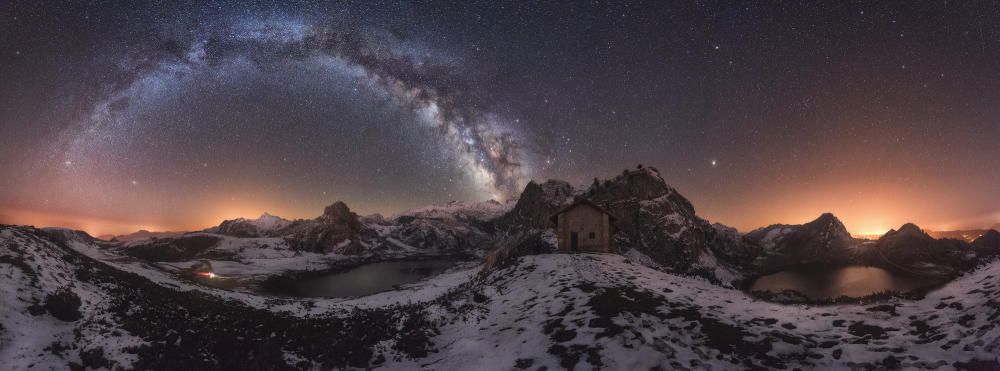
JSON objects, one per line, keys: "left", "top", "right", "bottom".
{"left": 585, "top": 168, "right": 756, "bottom": 282}
{"left": 284, "top": 201, "right": 373, "bottom": 254}
{"left": 41, "top": 228, "right": 100, "bottom": 245}
{"left": 497, "top": 180, "right": 574, "bottom": 233}
{"left": 491, "top": 167, "right": 756, "bottom": 284}
{"left": 746, "top": 213, "right": 857, "bottom": 272}
{"left": 495, "top": 180, "right": 574, "bottom": 231}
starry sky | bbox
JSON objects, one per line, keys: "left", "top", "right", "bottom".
{"left": 1, "top": 1, "right": 998, "bottom": 236}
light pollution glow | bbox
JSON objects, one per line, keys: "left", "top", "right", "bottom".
{"left": 2, "top": 178, "right": 996, "bottom": 238}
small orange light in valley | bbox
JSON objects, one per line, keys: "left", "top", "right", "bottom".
{"left": 195, "top": 271, "right": 216, "bottom": 278}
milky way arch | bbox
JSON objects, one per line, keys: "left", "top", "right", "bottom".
{"left": 62, "top": 18, "right": 529, "bottom": 201}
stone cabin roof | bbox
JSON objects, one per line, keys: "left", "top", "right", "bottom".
{"left": 549, "top": 199, "right": 618, "bottom": 226}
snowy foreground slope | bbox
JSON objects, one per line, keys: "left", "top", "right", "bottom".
{"left": 433, "top": 254, "right": 999, "bottom": 370}
{"left": 2, "top": 225, "right": 999, "bottom": 370}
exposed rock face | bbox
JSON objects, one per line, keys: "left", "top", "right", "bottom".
{"left": 496, "top": 180, "right": 574, "bottom": 231}
{"left": 321, "top": 202, "right": 359, "bottom": 226}
{"left": 285, "top": 201, "right": 372, "bottom": 254}
{"left": 746, "top": 213, "right": 856, "bottom": 272}
{"left": 41, "top": 228, "right": 99, "bottom": 245}
{"left": 492, "top": 167, "right": 756, "bottom": 284}
{"left": 708, "top": 223, "right": 761, "bottom": 271}
{"left": 585, "top": 168, "right": 757, "bottom": 281}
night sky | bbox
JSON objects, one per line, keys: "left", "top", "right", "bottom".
{"left": 1, "top": 1, "right": 998, "bottom": 235}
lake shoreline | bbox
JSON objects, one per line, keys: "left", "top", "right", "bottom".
{"left": 745, "top": 263, "right": 950, "bottom": 304}
{"left": 258, "top": 255, "right": 476, "bottom": 298}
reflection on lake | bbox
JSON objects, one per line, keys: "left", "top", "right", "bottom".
{"left": 286, "top": 259, "right": 459, "bottom": 298}
{"left": 751, "top": 265, "right": 937, "bottom": 300}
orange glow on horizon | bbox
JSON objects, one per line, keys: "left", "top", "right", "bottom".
{"left": 0, "top": 207, "right": 178, "bottom": 237}
{"left": 2, "top": 181, "right": 997, "bottom": 238}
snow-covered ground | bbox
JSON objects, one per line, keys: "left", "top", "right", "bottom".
{"left": 2, "top": 225, "right": 998, "bottom": 369}
{"left": 0, "top": 228, "right": 146, "bottom": 370}
{"left": 417, "top": 253, "right": 1000, "bottom": 370}
{"left": 65, "top": 232, "right": 480, "bottom": 317}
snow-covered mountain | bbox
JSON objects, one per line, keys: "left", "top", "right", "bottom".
{"left": 207, "top": 212, "right": 292, "bottom": 238}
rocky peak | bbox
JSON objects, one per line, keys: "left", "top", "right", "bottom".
{"left": 497, "top": 179, "right": 574, "bottom": 230}
{"left": 897, "top": 223, "right": 924, "bottom": 235}
{"left": 321, "top": 201, "right": 358, "bottom": 224}
{"left": 870, "top": 223, "right": 978, "bottom": 278}
{"left": 812, "top": 212, "right": 838, "bottom": 224}
{"left": 283, "top": 201, "right": 368, "bottom": 254}
{"left": 586, "top": 167, "right": 677, "bottom": 206}
{"left": 803, "top": 213, "right": 850, "bottom": 239}
{"left": 881, "top": 223, "right": 931, "bottom": 241}
{"left": 745, "top": 213, "right": 857, "bottom": 272}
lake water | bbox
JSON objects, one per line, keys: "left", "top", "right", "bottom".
{"left": 285, "top": 259, "right": 459, "bottom": 298}
{"left": 750, "top": 265, "right": 937, "bottom": 300}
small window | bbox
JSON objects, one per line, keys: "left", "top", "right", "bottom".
{"left": 589, "top": 232, "right": 596, "bottom": 239}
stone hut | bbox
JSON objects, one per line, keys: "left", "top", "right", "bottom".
{"left": 549, "top": 199, "right": 617, "bottom": 253}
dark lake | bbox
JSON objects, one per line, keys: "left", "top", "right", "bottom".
{"left": 750, "top": 265, "right": 938, "bottom": 300}
{"left": 283, "top": 259, "right": 460, "bottom": 298}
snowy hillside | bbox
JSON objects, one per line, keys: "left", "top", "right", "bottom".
{"left": 2, "top": 225, "right": 998, "bottom": 369}
{"left": 423, "top": 253, "right": 1000, "bottom": 370}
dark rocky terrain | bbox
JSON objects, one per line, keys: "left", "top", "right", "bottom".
{"left": 747, "top": 214, "right": 998, "bottom": 280}
{"left": 747, "top": 213, "right": 856, "bottom": 273}
{"left": 863, "top": 224, "right": 980, "bottom": 278}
